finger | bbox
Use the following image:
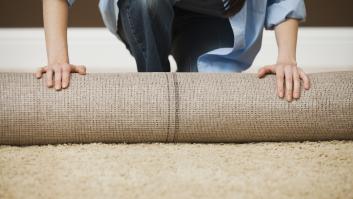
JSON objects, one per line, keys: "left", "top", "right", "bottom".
{"left": 276, "top": 67, "right": 284, "bottom": 98}
{"left": 284, "top": 66, "right": 293, "bottom": 101}
{"left": 293, "top": 67, "right": 300, "bottom": 99}
{"left": 257, "top": 65, "right": 274, "bottom": 78}
{"left": 72, "top": 65, "right": 87, "bottom": 75}
{"left": 299, "top": 69, "right": 310, "bottom": 90}
{"left": 46, "top": 68, "right": 54, "bottom": 88}
{"left": 35, "top": 66, "right": 45, "bottom": 79}
{"left": 62, "top": 66, "right": 71, "bottom": 89}
{"left": 54, "top": 68, "right": 62, "bottom": 90}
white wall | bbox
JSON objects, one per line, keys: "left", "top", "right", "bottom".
{"left": 0, "top": 28, "right": 352, "bottom": 73}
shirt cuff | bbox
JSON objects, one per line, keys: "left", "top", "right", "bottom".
{"left": 264, "top": 0, "right": 306, "bottom": 30}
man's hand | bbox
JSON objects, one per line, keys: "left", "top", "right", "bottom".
{"left": 39, "top": 0, "right": 87, "bottom": 91}
{"left": 257, "top": 63, "right": 310, "bottom": 101}
{"left": 259, "top": 18, "right": 310, "bottom": 102}
{"left": 35, "top": 63, "right": 86, "bottom": 91}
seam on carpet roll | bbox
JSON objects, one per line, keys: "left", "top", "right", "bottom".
{"left": 172, "top": 72, "right": 180, "bottom": 143}
{"left": 165, "top": 73, "right": 171, "bottom": 142}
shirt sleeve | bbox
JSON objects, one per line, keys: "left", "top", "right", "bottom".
{"left": 67, "top": 0, "right": 76, "bottom": 8}
{"left": 264, "top": 0, "right": 306, "bottom": 30}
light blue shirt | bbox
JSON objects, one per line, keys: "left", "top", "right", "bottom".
{"left": 67, "top": 0, "right": 306, "bottom": 72}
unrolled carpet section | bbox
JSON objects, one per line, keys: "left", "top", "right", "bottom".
{"left": 1, "top": 141, "right": 353, "bottom": 199}
{"left": 0, "top": 71, "right": 352, "bottom": 145}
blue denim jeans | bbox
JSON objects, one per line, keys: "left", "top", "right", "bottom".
{"left": 117, "top": 0, "right": 234, "bottom": 72}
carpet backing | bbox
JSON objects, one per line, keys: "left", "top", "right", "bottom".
{"left": 0, "top": 71, "right": 352, "bottom": 145}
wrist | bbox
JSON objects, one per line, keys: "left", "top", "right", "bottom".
{"left": 48, "top": 55, "right": 69, "bottom": 66}
{"left": 46, "top": 46, "right": 69, "bottom": 65}
{"left": 276, "top": 56, "right": 297, "bottom": 66}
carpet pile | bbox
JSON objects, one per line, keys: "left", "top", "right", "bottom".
{"left": 1, "top": 141, "right": 353, "bottom": 199}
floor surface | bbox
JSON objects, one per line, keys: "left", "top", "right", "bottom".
{"left": 1, "top": 141, "right": 353, "bottom": 199}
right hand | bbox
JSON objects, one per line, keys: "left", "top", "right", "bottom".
{"left": 34, "top": 63, "right": 86, "bottom": 91}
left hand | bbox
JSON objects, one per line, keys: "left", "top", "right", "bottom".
{"left": 257, "top": 63, "right": 310, "bottom": 101}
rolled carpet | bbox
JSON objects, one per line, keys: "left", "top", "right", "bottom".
{"left": 0, "top": 71, "right": 352, "bottom": 145}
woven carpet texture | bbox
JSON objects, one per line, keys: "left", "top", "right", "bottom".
{"left": 0, "top": 71, "right": 353, "bottom": 145}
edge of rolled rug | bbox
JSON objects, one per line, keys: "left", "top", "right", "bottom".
{"left": 0, "top": 71, "right": 352, "bottom": 145}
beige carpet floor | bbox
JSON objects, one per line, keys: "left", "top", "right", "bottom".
{"left": 1, "top": 141, "right": 353, "bottom": 199}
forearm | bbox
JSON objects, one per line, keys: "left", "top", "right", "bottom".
{"left": 43, "top": 0, "right": 69, "bottom": 65}
{"left": 274, "top": 19, "right": 299, "bottom": 64}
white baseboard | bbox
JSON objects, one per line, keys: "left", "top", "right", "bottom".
{"left": 0, "top": 27, "right": 352, "bottom": 73}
